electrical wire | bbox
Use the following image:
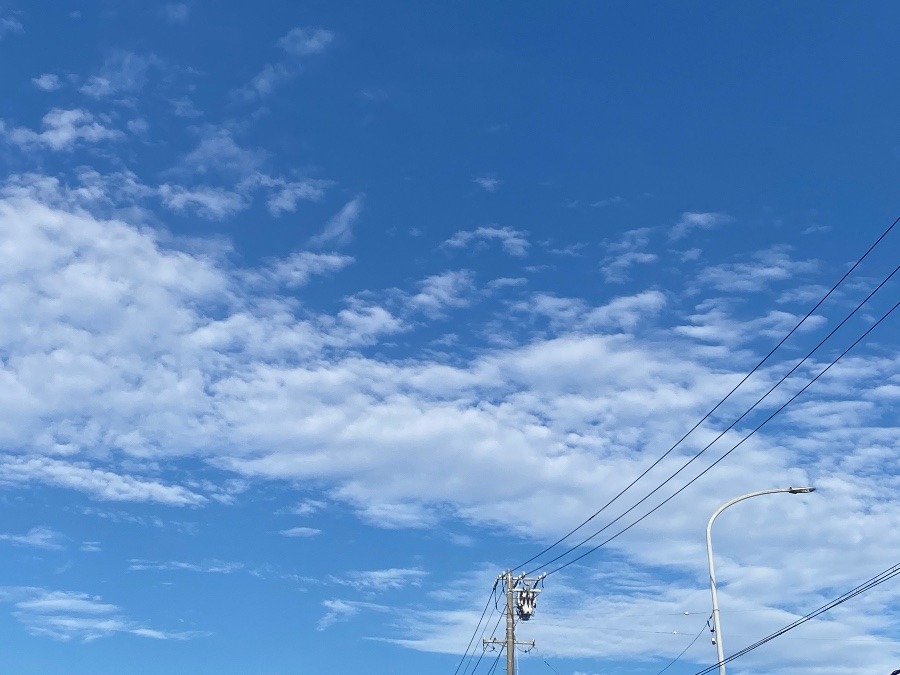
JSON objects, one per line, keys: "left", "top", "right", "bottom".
{"left": 454, "top": 581, "right": 498, "bottom": 675}
{"left": 691, "top": 560, "right": 900, "bottom": 674}
{"left": 468, "top": 610, "right": 505, "bottom": 675}
{"left": 655, "top": 615, "right": 711, "bottom": 674}
{"left": 512, "top": 213, "right": 900, "bottom": 574}
{"left": 528, "top": 262, "right": 900, "bottom": 575}
{"left": 540, "top": 295, "right": 900, "bottom": 577}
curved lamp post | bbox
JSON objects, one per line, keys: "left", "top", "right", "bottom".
{"left": 706, "top": 486, "right": 816, "bottom": 675}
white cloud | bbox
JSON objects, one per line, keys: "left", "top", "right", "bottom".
{"left": 269, "top": 251, "right": 354, "bottom": 288}
{"left": 317, "top": 599, "right": 386, "bottom": 631}
{"left": 474, "top": 176, "right": 501, "bottom": 192}
{"left": 278, "top": 27, "right": 335, "bottom": 56}
{"left": 696, "top": 246, "right": 818, "bottom": 293}
{"left": 0, "top": 455, "right": 207, "bottom": 506}
{"left": 408, "top": 270, "right": 476, "bottom": 316}
{"left": 443, "top": 226, "right": 529, "bottom": 257}
{"left": 0, "top": 587, "right": 199, "bottom": 642}
{"left": 128, "top": 559, "right": 243, "bottom": 573}
{"left": 181, "top": 127, "right": 265, "bottom": 177}
{"left": 291, "top": 499, "right": 326, "bottom": 516}
{"left": 161, "top": 3, "right": 190, "bottom": 24}
{"left": 80, "top": 51, "right": 161, "bottom": 99}
{"left": 0, "top": 527, "right": 64, "bottom": 550}
{"left": 309, "top": 195, "right": 364, "bottom": 247}
{"left": 601, "top": 228, "right": 658, "bottom": 282}
{"left": 601, "top": 251, "right": 657, "bottom": 283}
{"left": 670, "top": 211, "right": 732, "bottom": 240}
{"left": 1, "top": 109, "right": 123, "bottom": 151}
{"left": 234, "top": 26, "right": 334, "bottom": 100}
{"left": 0, "top": 15, "right": 23, "bottom": 39}
{"left": 280, "top": 527, "right": 321, "bottom": 538}
{"left": 158, "top": 184, "right": 247, "bottom": 220}
{"left": 32, "top": 74, "right": 61, "bottom": 91}
{"left": 590, "top": 195, "right": 624, "bottom": 208}
{"left": 329, "top": 568, "right": 427, "bottom": 592}
{"left": 1, "top": 180, "right": 899, "bottom": 672}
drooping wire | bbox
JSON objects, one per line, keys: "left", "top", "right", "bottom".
{"left": 692, "top": 560, "right": 900, "bottom": 674}
{"left": 468, "top": 610, "right": 505, "bottom": 675}
{"left": 527, "top": 264, "right": 899, "bottom": 576}
{"left": 654, "top": 615, "right": 712, "bottom": 674}
{"left": 540, "top": 296, "right": 900, "bottom": 577}
{"left": 454, "top": 580, "right": 498, "bottom": 675}
{"left": 512, "top": 213, "right": 900, "bottom": 574}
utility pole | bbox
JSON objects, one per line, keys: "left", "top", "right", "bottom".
{"left": 483, "top": 570, "right": 544, "bottom": 675}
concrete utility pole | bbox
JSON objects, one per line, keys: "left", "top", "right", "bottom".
{"left": 483, "top": 570, "right": 543, "bottom": 675}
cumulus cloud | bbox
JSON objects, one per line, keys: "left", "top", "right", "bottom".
{"left": 1, "top": 177, "right": 899, "bottom": 672}
{"left": 1, "top": 109, "right": 123, "bottom": 151}
{"left": 32, "top": 74, "right": 61, "bottom": 91}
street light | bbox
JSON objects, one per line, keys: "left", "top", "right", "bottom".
{"left": 706, "top": 486, "right": 816, "bottom": 675}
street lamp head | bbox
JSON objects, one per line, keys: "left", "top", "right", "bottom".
{"left": 788, "top": 486, "right": 816, "bottom": 494}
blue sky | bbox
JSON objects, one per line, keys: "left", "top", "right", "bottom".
{"left": 0, "top": 2, "right": 899, "bottom": 673}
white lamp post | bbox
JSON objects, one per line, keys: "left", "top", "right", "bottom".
{"left": 706, "top": 486, "right": 816, "bottom": 675}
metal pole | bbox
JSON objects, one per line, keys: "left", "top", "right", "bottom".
{"left": 706, "top": 487, "right": 815, "bottom": 675}
{"left": 505, "top": 570, "right": 515, "bottom": 675}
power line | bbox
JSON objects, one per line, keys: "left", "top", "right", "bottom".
{"left": 692, "top": 560, "right": 900, "bottom": 674}
{"left": 540, "top": 295, "right": 900, "bottom": 577}
{"left": 655, "top": 615, "right": 711, "bottom": 674}
{"left": 528, "top": 262, "right": 899, "bottom": 575}
{"left": 469, "top": 611, "right": 505, "bottom": 675}
{"left": 454, "top": 582, "right": 499, "bottom": 675}
{"left": 512, "top": 213, "right": 900, "bottom": 574}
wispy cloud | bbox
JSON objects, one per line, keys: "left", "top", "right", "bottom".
{"left": 669, "top": 211, "right": 732, "bottom": 240}
{"left": 443, "top": 226, "right": 529, "bottom": 257}
{"left": 235, "top": 25, "right": 334, "bottom": 100}
{"left": 474, "top": 175, "right": 501, "bottom": 192}
{"left": 309, "top": 195, "right": 364, "bottom": 247}
{"left": 279, "top": 526, "right": 321, "bottom": 538}
{"left": 0, "top": 587, "right": 201, "bottom": 642}
{"left": 0, "top": 455, "right": 206, "bottom": 506}
{"left": 158, "top": 184, "right": 247, "bottom": 220}
{"left": 268, "top": 251, "right": 354, "bottom": 288}
{"left": 80, "top": 51, "right": 161, "bottom": 99}
{"left": 329, "top": 568, "right": 427, "bottom": 592}
{"left": 696, "top": 246, "right": 818, "bottom": 292}
{"left": 0, "top": 527, "right": 64, "bottom": 550}
{"left": 160, "top": 3, "right": 190, "bottom": 24}
{"left": 0, "top": 15, "right": 23, "bottom": 40}
{"left": 317, "top": 599, "right": 387, "bottom": 631}
{"left": 128, "top": 559, "right": 243, "bottom": 573}
{"left": 277, "top": 27, "right": 335, "bottom": 56}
